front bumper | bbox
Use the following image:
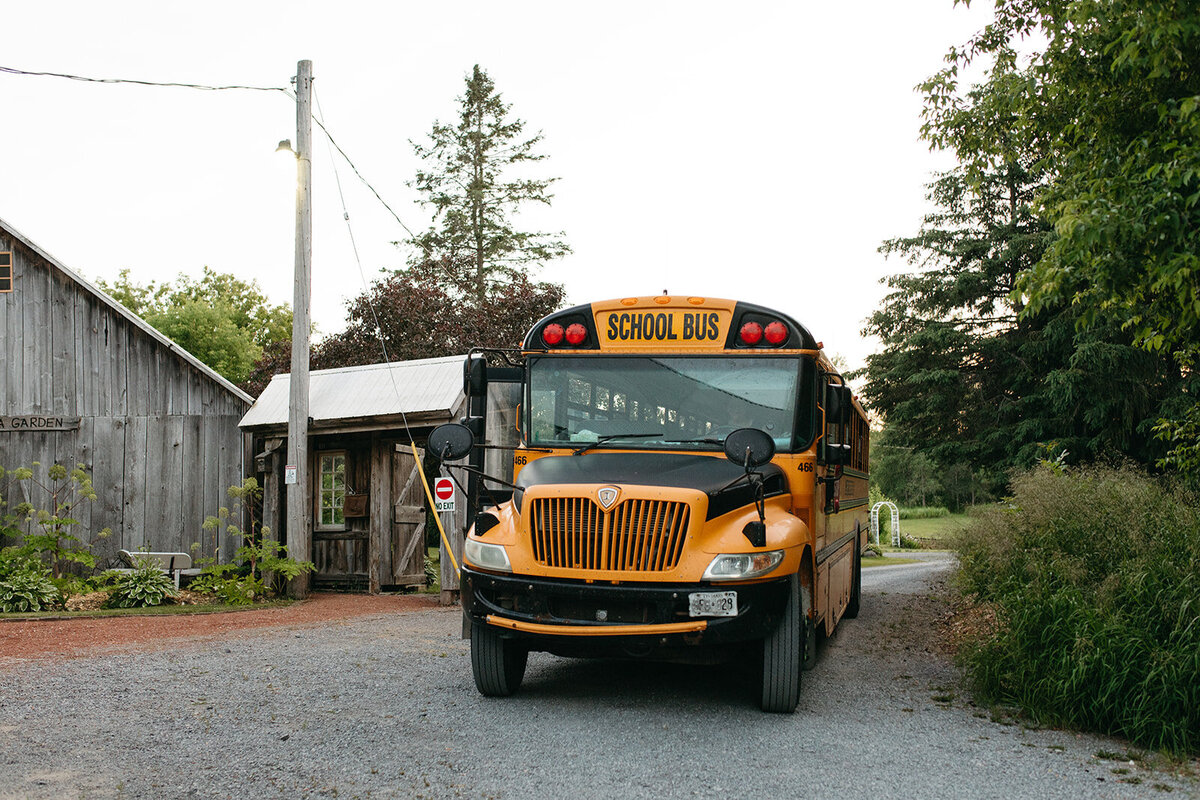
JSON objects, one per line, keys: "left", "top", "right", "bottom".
{"left": 461, "top": 565, "right": 790, "bottom": 654}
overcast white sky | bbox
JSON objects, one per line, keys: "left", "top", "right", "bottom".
{"left": 2, "top": 1, "right": 994, "bottom": 373}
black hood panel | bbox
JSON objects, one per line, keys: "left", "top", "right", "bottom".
{"left": 515, "top": 453, "right": 786, "bottom": 520}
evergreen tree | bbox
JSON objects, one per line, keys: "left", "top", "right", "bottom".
{"left": 409, "top": 65, "right": 570, "bottom": 304}
{"left": 862, "top": 61, "right": 1185, "bottom": 488}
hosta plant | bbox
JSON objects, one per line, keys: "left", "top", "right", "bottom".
{"left": 103, "top": 560, "right": 178, "bottom": 609}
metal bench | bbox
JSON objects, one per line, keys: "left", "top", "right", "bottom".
{"left": 117, "top": 550, "right": 200, "bottom": 588}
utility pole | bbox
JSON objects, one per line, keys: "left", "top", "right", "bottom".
{"left": 286, "top": 59, "right": 313, "bottom": 598}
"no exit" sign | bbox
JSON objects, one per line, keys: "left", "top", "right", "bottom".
{"left": 433, "top": 477, "right": 455, "bottom": 512}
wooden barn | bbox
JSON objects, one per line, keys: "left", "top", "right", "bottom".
{"left": 239, "top": 357, "right": 469, "bottom": 599}
{"left": 0, "top": 216, "right": 252, "bottom": 566}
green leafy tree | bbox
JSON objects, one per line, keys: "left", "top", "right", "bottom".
{"left": 924, "top": 0, "right": 1200, "bottom": 473}
{"left": 311, "top": 263, "right": 565, "bottom": 370}
{"left": 152, "top": 300, "right": 260, "bottom": 388}
{"left": 870, "top": 432, "right": 944, "bottom": 507}
{"left": 409, "top": 64, "right": 570, "bottom": 304}
{"left": 98, "top": 267, "right": 292, "bottom": 389}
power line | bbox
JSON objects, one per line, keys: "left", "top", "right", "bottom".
{"left": 0, "top": 64, "right": 286, "bottom": 92}
{"left": 5, "top": 61, "right": 439, "bottom": 272}
{"left": 4, "top": 61, "right": 426, "bottom": 250}
{"left": 305, "top": 108, "right": 427, "bottom": 251}
{"left": 313, "top": 85, "right": 419, "bottom": 444}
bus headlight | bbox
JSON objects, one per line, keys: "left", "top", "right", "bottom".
{"left": 702, "top": 550, "right": 784, "bottom": 581}
{"left": 464, "top": 538, "right": 512, "bottom": 573}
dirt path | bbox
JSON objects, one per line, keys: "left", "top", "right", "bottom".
{"left": 0, "top": 592, "right": 440, "bottom": 663}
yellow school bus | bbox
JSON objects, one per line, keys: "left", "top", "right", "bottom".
{"left": 433, "top": 295, "right": 869, "bottom": 712}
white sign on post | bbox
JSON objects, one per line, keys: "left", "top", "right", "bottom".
{"left": 285, "top": 465, "right": 298, "bottom": 485}
{"left": 433, "top": 476, "right": 455, "bottom": 512}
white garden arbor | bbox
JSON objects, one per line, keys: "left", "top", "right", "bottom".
{"left": 870, "top": 501, "right": 901, "bottom": 547}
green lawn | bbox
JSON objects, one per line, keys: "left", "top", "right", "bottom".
{"left": 873, "top": 511, "right": 972, "bottom": 550}
{"left": 862, "top": 555, "right": 922, "bottom": 568}
{"left": 898, "top": 512, "right": 970, "bottom": 546}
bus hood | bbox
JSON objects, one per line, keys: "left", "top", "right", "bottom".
{"left": 513, "top": 452, "right": 786, "bottom": 520}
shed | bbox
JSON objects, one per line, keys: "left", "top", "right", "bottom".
{"left": 0, "top": 216, "right": 252, "bottom": 565}
{"left": 239, "top": 357, "right": 469, "bottom": 598}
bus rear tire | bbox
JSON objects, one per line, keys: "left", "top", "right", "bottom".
{"left": 801, "top": 580, "right": 817, "bottom": 671}
{"left": 471, "top": 622, "right": 528, "bottom": 697}
{"left": 760, "top": 576, "right": 802, "bottom": 713}
{"left": 844, "top": 541, "right": 862, "bottom": 619}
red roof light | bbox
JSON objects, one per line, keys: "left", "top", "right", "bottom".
{"left": 565, "top": 323, "right": 588, "bottom": 345}
{"left": 542, "top": 324, "right": 565, "bottom": 345}
{"left": 739, "top": 322, "right": 763, "bottom": 345}
{"left": 764, "top": 321, "right": 788, "bottom": 344}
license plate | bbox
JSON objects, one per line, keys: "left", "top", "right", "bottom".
{"left": 689, "top": 591, "right": 738, "bottom": 618}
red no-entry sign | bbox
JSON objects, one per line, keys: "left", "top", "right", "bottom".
{"left": 433, "top": 477, "right": 455, "bottom": 511}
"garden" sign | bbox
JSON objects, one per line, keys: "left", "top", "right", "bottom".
{"left": 0, "top": 416, "right": 81, "bottom": 432}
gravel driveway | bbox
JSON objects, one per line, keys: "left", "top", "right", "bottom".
{"left": 1, "top": 554, "right": 1195, "bottom": 799}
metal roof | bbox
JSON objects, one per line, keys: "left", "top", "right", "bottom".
{"left": 0, "top": 215, "right": 253, "bottom": 405}
{"left": 238, "top": 355, "right": 467, "bottom": 431}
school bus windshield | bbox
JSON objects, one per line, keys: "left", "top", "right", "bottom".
{"left": 527, "top": 355, "right": 809, "bottom": 451}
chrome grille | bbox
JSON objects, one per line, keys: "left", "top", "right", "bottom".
{"left": 529, "top": 497, "right": 691, "bottom": 572}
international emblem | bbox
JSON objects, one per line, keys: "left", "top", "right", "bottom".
{"left": 596, "top": 486, "right": 620, "bottom": 510}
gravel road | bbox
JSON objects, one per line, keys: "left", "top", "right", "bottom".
{"left": 1, "top": 554, "right": 1195, "bottom": 799}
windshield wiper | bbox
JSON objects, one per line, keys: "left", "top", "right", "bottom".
{"left": 572, "top": 432, "right": 664, "bottom": 456}
{"left": 662, "top": 437, "right": 725, "bottom": 446}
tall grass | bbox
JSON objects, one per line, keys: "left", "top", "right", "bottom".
{"left": 956, "top": 464, "right": 1200, "bottom": 754}
{"left": 899, "top": 506, "right": 951, "bottom": 519}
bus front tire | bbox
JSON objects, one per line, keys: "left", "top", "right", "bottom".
{"left": 471, "top": 623, "right": 528, "bottom": 697}
{"left": 760, "top": 576, "right": 802, "bottom": 713}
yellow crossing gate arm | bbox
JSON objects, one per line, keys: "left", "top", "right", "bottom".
{"left": 411, "top": 442, "right": 461, "bottom": 577}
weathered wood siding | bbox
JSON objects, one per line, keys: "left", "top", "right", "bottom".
{"left": 0, "top": 229, "right": 249, "bottom": 568}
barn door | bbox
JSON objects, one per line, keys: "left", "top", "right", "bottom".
{"left": 391, "top": 445, "right": 427, "bottom": 587}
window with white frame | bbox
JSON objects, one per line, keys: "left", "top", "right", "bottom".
{"left": 317, "top": 452, "right": 347, "bottom": 529}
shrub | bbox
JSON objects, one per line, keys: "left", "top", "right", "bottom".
{"left": 189, "top": 563, "right": 262, "bottom": 606}
{"left": 0, "top": 552, "right": 62, "bottom": 612}
{"left": 3, "top": 465, "right": 110, "bottom": 578}
{"left": 193, "top": 478, "right": 314, "bottom": 603}
{"left": 424, "top": 554, "right": 438, "bottom": 587}
{"left": 956, "top": 463, "right": 1200, "bottom": 753}
{"left": 103, "top": 560, "right": 178, "bottom": 609}
{"left": 0, "top": 463, "right": 110, "bottom": 579}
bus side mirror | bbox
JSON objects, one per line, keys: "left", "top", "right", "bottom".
{"left": 824, "top": 383, "right": 852, "bottom": 427}
{"left": 723, "top": 428, "right": 775, "bottom": 469}
{"left": 464, "top": 355, "right": 487, "bottom": 397}
{"left": 826, "top": 442, "right": 851, "bottom": 466}
{"left": 428, "top": 423, "right": 475, "bottom": 462}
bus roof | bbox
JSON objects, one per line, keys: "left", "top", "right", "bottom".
{"left": 523, "top": 295, "right": 820, "bottom": 353}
